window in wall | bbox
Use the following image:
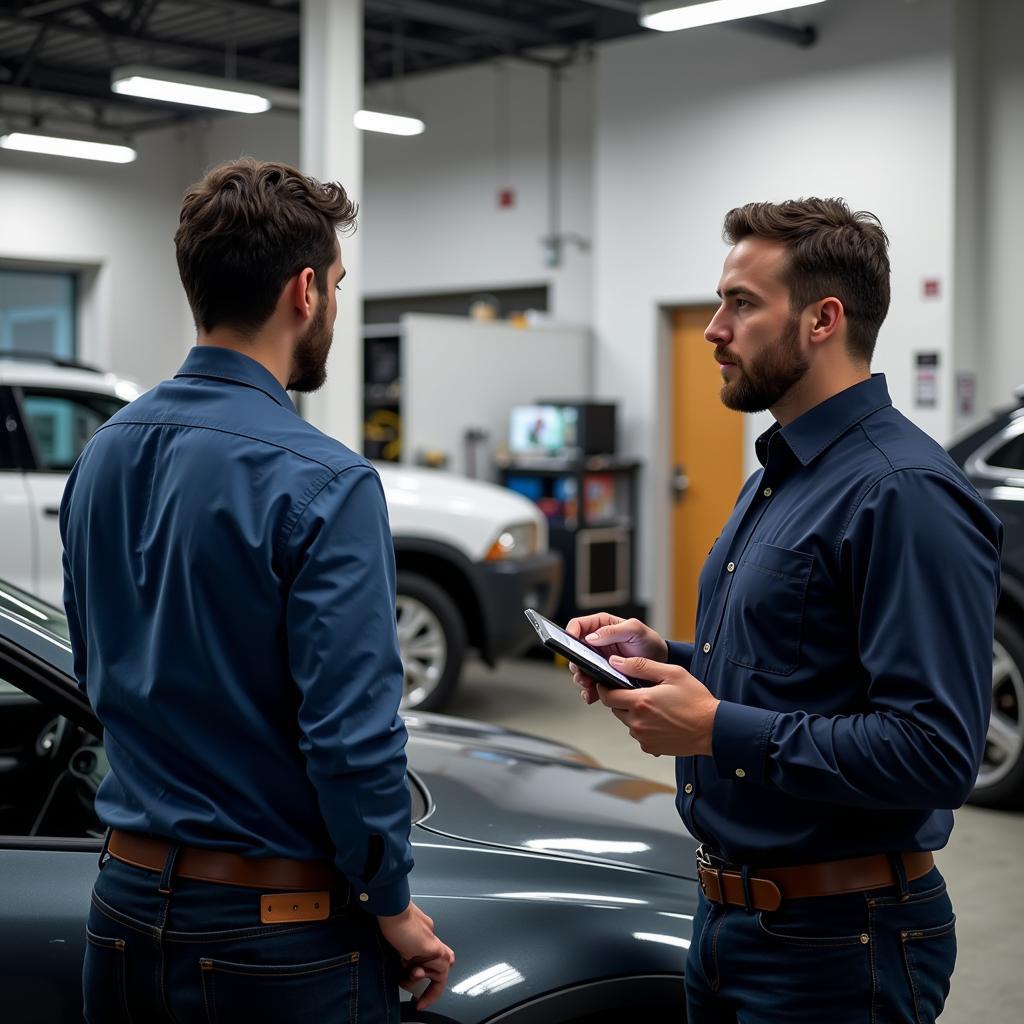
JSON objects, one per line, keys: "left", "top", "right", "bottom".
{"left": 0, "top": 270, "right": 76, "bottom": 359}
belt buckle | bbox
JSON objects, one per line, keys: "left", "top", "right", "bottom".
{"left": 695, "top": 844, "right": 713, "bottom": 871}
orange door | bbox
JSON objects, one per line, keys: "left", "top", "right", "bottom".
{"left": 670, "top": 307, "right": 746, "bottom": 641}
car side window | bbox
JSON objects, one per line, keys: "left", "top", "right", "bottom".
{"left": 0, "top": 679, "right": 105, "bottom": 840}
{"left": 986, "top": 433, "right": 1024, "bottom": 472}
{"left": 18, "top": 389, "right": 124, "bottom": 473}
{"left": 0, "top": 388, "right": 22, "bottom": 471}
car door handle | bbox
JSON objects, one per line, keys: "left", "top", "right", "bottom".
{"left": 43, "top": 506, "right": 60, "bottom": 517}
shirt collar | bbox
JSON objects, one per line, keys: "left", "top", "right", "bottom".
{"left": 174, "top": 345, "right": 296, "bottom": 412}
{"left": 755, "top": 373, "right": 892, "bottom": 468}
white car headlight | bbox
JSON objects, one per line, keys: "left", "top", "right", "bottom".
{"left": 485, "top": 522, "right": 539, "bottom": 561}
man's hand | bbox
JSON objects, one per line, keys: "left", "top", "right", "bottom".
{"left": 565, "top": 613, "right": 669, "bottom": 705}
{"left": 598, "top": 656, "right": 720, "bottom": 757}
{"left": 377, "top": 900, "right": 455, "bottom": 1010}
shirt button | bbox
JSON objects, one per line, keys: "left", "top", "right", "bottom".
{"left": 735, "top": 768, "right": 746, "bottom": 779}
{"left": 684, "top": 783, "right": 694, "bottom": 795}
{"left": 726, "top": 561, "right": 735, "bottom": 573}
{"left": 702, "top": 642, "right": 711, "bottom": 654}
{"left": 763, "top": 487, "right": 773, "bottom": 498}
{"left": 359, "top": 892, "right": 369, "bottom": 903}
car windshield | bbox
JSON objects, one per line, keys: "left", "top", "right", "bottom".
{"left": 0, "top": 579, "right": 69, "bottom": 642}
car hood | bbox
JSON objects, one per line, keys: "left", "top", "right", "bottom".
{"left": 406, "top": 715, "right": 697, "bottom": 880}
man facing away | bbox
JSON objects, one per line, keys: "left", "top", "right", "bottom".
{"left": 568, "top": 198, "right": 1002, "bottom": 1023}
{"left": 61, "top": 158, "right": 453, "bottom": 1023}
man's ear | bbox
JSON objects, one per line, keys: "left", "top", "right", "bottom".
{"left": 289, "top": 267, "right": 317, "bottom": 322}
{"left": 808, "top": 297, "right": 844, "bottom": 347}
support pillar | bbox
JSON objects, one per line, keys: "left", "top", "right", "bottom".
{"left": 300, "top": 0, "right": 363, "bottom": 448}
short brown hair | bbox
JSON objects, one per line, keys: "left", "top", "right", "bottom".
{"left": 723, "top": 198, "right": 890, "bottom": 363}
{"left": 175, "top": 158, "right": 357, "bottom": 334}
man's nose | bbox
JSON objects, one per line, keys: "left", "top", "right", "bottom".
{"left": 705, "top": 309, "right": 729, "bottom": 344}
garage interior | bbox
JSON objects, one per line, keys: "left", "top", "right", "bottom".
{"left": 2, "top": 0, "right": 1023, "bottom": 1020}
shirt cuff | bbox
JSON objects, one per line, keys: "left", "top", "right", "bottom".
{"left": 354, "top": 875, "right": 411, "bottom": 917}
{"left": 711, "top": 700, "right": 778, "bottom": 787}
{"left": 665, "top": 641, "right": 694, "bottom": 670}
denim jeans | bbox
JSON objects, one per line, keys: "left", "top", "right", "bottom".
{"left": 83, "top": 853, "right": 400, "bottom": 1024}
{"left": 685, "top": 865, "right": 956, "bottom": 1023}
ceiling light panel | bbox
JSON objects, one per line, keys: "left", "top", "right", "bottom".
{"left": 640, "top": 0, "right": 826, "bottom": 32}
{"left": 111, "top": 66, "right": 271, "bottom": 113}
{"left": 0, "top": 132, "right": 137, "bottom": 164}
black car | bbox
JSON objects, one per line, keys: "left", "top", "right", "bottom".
{"left": 948, "top": 390, "right": 1024, "bottom": 808}
{"left": 0, "top": 579, "right": 696, "bottom": 1024}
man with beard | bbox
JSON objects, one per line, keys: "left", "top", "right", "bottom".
{"left": 60, "top": 158, "right": 453, "bottom": 1023}
{"left": 566, "top": 198, "right": 1001, "bottom": 1022}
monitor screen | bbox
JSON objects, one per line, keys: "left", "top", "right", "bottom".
{"left": 509, "top": 405, "right": 566, "bottom": 455}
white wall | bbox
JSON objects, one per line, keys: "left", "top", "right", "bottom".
{"left": 974, "top": 0, "right": 1024, "bottom": 418}
{"left": 361, "top": 58, "right": 594, "bottom": 324}
{"left": 0, "top": 125, "right": 197, "bottom": 386}
{"left": 402, "top": 314, "right": 591, "bottom": 477}
{"left": 593, "top": 0, "right": 957, "bottom": 631}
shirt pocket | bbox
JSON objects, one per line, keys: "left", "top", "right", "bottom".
{"left": 724, "top": 542, "right": 814, "bottom": 676}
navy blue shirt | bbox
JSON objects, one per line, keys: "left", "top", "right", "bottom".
{"left": 669, "top": 375, "right": 1002, "bottom": 865}
{"left": 60, "top": 346, "right": 412, "bottom": 915}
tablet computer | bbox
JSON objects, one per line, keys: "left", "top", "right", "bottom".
{"left": 524, "top": 608, "right": 648, "bottom": 690}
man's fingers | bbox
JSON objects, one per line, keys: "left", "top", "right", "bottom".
{"left": 596, "top": 682, "right": 644, "bottom": 709}
{"left": 415, "top": 978, "right": 447, "bottom": 1010}
{"left": 608, "top": 654, "right": 668, "bottom": 681}
{"left": 610, "top": 706, "right": 631, "bottom": 726}
{"left": 584, "top": 618, "right": 641, "bottom": 647}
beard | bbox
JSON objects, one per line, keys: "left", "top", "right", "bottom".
{"left": 718, "top": 315, "right": 808, "bottom": 413}
{"left": 288, "top": 296, "right": 333, "bottom": 393}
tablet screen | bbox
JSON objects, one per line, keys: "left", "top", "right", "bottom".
{"left": 528, "top": 611, "right": 633, "bottom": 686}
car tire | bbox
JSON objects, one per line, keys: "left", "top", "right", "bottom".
{"left": 396, "top": 571, "right": 466, "bottom": 712}
{"left": 970, "top": 614, "right": 1024, "bottom": 809}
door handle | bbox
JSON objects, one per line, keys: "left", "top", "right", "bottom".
{"left": 671, "top": 464, "right": 690, "bottom": 503}
{"left": 43, "top": 506, "right": 60, "bottom": 517}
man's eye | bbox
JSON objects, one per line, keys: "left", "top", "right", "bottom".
{"left": 735, "top": 298, "right": 749, "bottom": 309}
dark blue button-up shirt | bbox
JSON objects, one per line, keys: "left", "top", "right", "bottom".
{"left": 668, "top": 375, "right": 1002, "bottom": 865}
{"left": 60, "top": 346, "right": 412, "bottom": 914}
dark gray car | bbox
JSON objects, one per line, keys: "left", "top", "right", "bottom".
{"left": 949, "top": 390, "right": 1024, "bottom": 808}
{"left": 0, "top": 580, "right": 697, "bottom": 1024}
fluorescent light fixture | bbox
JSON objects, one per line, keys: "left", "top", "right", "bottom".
{"left": 0, "top": 131, "right": 136, "bottom": 164}
{"left": 354, "top": 109, "right": 425, "bottom": 136}
{"left": 640, "top": 0, "right": 826, "bottom": 32}
{"left": 111, "top": 65, "right": 270, "bottom": 113}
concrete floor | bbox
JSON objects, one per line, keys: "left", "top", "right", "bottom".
{"left": 449, "top": 656, "right": 1024, "bottom": 1022}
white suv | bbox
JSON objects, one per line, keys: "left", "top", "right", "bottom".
{"left": 0, "top": 354, "right": 561, "bottom": 710}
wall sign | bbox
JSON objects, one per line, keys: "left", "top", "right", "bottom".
{"left": 914, "top": 352, "right": 940, "bottom": 408}
{"left": 956, "top": 371, "right": 977, "bottom": 418}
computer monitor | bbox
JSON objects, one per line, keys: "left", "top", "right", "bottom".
{"left": 509, "top": 404, "right": 566, "bottom": 456}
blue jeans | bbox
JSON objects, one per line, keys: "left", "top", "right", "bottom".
{"left": 84, "top": 854, "right": 400, "bottom": 1024}
{"left": 686, "top": 865, "right": 956, "bottom": 1023}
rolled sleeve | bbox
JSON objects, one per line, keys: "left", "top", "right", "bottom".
{"left": 285, "top": 465, "right": 413, "bottom": 915}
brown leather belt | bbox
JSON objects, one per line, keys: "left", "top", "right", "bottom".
{"left": 697, "top": 851, "right": 935, "bottom": 912}
{"left": 107, "top": 829, "right": 339, "bottom": 892}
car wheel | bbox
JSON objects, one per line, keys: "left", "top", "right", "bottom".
{"left": 970, "top": 614, "right": 1024, "bottom": 808}
{"left": 396, "top": 571, "right": 466, "bottom": 712}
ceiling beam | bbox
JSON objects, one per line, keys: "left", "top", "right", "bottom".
{"left": 18, "top": 0, "right": 92, "bottom": 16}
{"left": 363, "top": 25, "right": 472, "bottom": 61}
{"left": 363, "top": 1, "right": 551, "bottom": 45}
{"left": 0, "top": 11, "right": 297, "bottom": 78}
